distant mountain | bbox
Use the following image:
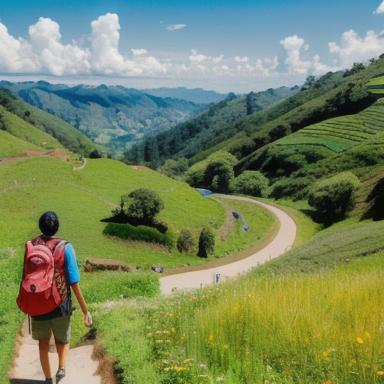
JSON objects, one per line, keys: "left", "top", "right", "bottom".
{"left": 0, "top": 81, "right": 207, "bottom": 153}
{"left": 142, "top": 87, "right": 227, "bottom": 104}
{"left": 124, "top": 86, "right": 300, "bottom": 166}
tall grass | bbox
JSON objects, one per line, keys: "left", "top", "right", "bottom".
{"left": 118, "top": 254, "right": 384, "bottom": 384}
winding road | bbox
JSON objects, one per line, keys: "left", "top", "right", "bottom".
{"left": 9, "top": 196, "right": 296, "bottom": 383}
{"left": 160, "top": 196, "right": 297, "bottom": 295}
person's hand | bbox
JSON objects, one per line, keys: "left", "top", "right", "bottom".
{"left": 84, "top": 312, "right": 93, "bottom": 327}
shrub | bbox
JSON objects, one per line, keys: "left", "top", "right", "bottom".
{"left": 234, "top": 170, "right": 269, "bottom": 197}
{"left": 197, "top": 227, "right": 215, "bottom": 258}
{"left": 103, "top": 223, "right": 175, "bottom": 248}
{"left": 203, "top": 151, "right": 237, "bottom": 193}
{"left": 308, "top": 171, "right": 361, "bottom": 225}
{"left": 126, "top": 189, "right": 165, "bottom": 224}
{"left": 177, "top": 229, "right": 196, "bottom": 254}
{"left": 270, "top": 176, "right": 315, "bottom": 200}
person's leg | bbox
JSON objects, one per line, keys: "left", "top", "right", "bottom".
{"left": 38, "top": 338, "right": 52, "bottom": 379}
{"left": 31, "top": 318, "right": 53, "bottom": 381}
{"left": 56, "top": 342, "right": 70, "bottom": 368}
{"left": 51, "top": 315, "right": 71, "bottom": 380}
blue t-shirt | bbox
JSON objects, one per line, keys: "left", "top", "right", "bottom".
{"left": 65, "top": 243, "right": 80, "bottom": 284}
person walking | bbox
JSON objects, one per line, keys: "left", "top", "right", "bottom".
{"left": 17, "top": 211, "right": 93, "bottom": 384}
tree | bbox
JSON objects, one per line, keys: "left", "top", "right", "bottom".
{"left": 308, "top": 172, "right": 361, "bottom": 225}
{"left": 157, "top": 158, "right": 189, "bottom": 179}
{"left": 234, "top": 171, "right": 269, "bottom": 197}
{"left": 126, "top": 189, "right": 165, "bottom": 224}
{"left": 177, "top": 229, "right": 195, "bottom": 253}
{"left": 203, "top": 151, "right": 237, "bottom": 193}
{"left": 197, "top": 227, "right": 215, "bottom": 258}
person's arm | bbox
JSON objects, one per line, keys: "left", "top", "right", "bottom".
{"left": 71, "top": 282, "right": 93, "bottom": 326}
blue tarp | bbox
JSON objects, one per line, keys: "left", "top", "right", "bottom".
{"left": 196, "top": 188, "right": 214, "bottom": 197}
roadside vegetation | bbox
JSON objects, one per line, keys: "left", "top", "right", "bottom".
{"left": 93, "top": 225, "right": 384, "bottom": 384}
{"left": 2, "top": 57, "right": 384, "bottom": 384}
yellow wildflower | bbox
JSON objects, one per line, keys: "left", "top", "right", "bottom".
{"left": 377, "top": 371, "right": 384, "bottom": 376}
{"left": 357, "top": 337, "right": 364, "bottom": 344}
{"left": 208, "top": 333, "right": 214, "bottom": 341}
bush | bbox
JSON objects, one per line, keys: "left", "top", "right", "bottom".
{"left": 203, "top": 151, "right": 237, "bottom": 193}
{"left": 126, "top": 189, "right": 165, "bottom": 224}
{"left": 110, "top": 189, "right": 167, "bottom": 232}
{"left": 103, "top": 223, "right": 175, "bottom": 248}
{"left": 308, "top": 171, "right": 361, "bottom": 225}
{"left": 270, "top": 176, "right": 315, "bottom": 200}
{"left": 234, "top": 170, "right": 269, "bottom": 197}
{"left": 197, "top": 227, "right": 215, "bottom": 258}
{"left": 177, "top": 229, "right": 196, "bottom": 253}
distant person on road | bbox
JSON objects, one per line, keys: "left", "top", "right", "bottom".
{"left": 18, "top": 211, "right": 92, "bottom": 384}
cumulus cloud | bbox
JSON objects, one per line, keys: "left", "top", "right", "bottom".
{"left": 165, "top": 24, "right": 186, "bottom": 31}
{"left": 374, "top": 1, "right": 384, "bottom": 14}
{"left": 329, "top": 29, "right": 384, "bottom": 68}
{"left": 0, "top": 12, "right": 383, "bottom": 89}
{"left": 280, "top": 35, "right": 312, "bottom": 75}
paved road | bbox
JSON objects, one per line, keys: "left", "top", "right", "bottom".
{"left": 160, "top": 196, "right": 297, "bottom": 295}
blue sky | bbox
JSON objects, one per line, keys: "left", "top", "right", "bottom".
{"left": 1, "top": 0, "right": 384, "bottom": 93}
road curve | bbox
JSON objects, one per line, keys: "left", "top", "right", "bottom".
{"left": 160, "top": 196, "right": 297, "bottom": 295}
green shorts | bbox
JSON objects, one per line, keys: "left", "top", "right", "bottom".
{"left": 31, "top": 315, "right": 71, "bottom": 344}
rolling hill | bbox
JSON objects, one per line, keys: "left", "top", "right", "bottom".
{"left": 0, "top": 81, "right": 209, "bottom": 153}
{"left": 124, "top": 86, "right": 300, "bottom": 166}
{"left": 0, "top": 88, "right": 103, "bottom": 157}
{"left": 127, "top": 57, "right": 384, "bottom": 170}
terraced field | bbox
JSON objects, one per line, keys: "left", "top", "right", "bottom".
{"left": 276, "top": 98, "right": 384, "bottom": 152}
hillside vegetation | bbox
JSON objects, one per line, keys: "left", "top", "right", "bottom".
{"left": 0, "top": 88, "right": 103, "bottom": 157}
{"left": 124, "top": 86, "right": 299, "bottom": 166}
{"left": 2, "top": 56, "right": 384, "bottom": 384}
{"left": 0, "top": 81, "right": 208, "bottom": 153}
{"left": 126, "top": 57, "right": 384, "bottom": 173}
{"left": 0, "top": 138, "right": 278, "bottom": 381}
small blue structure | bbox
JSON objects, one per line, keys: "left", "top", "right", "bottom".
{"left": 196, "top": 188, "right": 214, "bottom": 197}
{"left": 232, "top": 211, "right": 239, "bottom": 219}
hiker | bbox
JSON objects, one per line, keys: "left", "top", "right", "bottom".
{"left": 17, "top": 211, "right": 93, "bottom": 384}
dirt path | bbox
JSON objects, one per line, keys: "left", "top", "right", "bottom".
{"left": 8, "top": 319, "right": 101, "bottom": 384}
{"left": 160, "top": 196, "right": 297, "bottom": 295}
{"left": 9, "top": 197, "right": 296, "bottom": 383}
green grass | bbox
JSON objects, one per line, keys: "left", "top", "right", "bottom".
{"left": 93, "top": 221, "right": 384, "bottom": 384}
{"left": 0, "top": 153, "right": 279, "bottom": 382}
{"left": 275, "top": 99, "right": 384, "bottom": 153}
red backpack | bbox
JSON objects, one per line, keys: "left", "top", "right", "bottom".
{"left": 16, "top": 236, "right": 68, "bottom": 316}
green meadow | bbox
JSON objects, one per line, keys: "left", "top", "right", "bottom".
{"left": 94, "top": 224, "right": 384, "bottom": 384}
{"left": 0, "top": 149, "right": 277, "bottom": 382}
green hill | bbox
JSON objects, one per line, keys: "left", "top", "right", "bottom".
{"left": 126, "top": 57, "right": 384, "bottom": 171}
{"left": 124, "top": 86, "right": 299, "bottom": 166}
{"left": 0, "top": 88, "right": 105, "bottom": 157}
{"left": 0, "top": 81, "right": 207, "bottom": 153}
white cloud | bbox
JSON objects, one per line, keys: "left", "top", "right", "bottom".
{"left": 374, "top": 1, "right": 384, "bottom": 14}
{"left": 1, "top": 12, "right": 384, "bottom": 92}
{"left": 234, "top": 56, "right": 249, "bottom": 63}
{"left": 0, "top": 23, "right": 40, "bottom": 72}
{"left": 131, "top": 49, "right": 148, "bottom": 56}
{"left": 165, "top": 24, "right": 186, "bottom": 31}
{"left": 280, "top": 35, "right": 312, "bottom": 75}
{"left": 29, "top": 17, "right": 91, "bottom": 76}
{"left": 329, "top": 29, "right": 384, "bottom": 68}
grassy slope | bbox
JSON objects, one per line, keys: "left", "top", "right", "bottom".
{"left": 0, "top": 149, "right": 282, "bottom": 381}
{"left": 0, "top": 88, "right": 104, "bottom": 157}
